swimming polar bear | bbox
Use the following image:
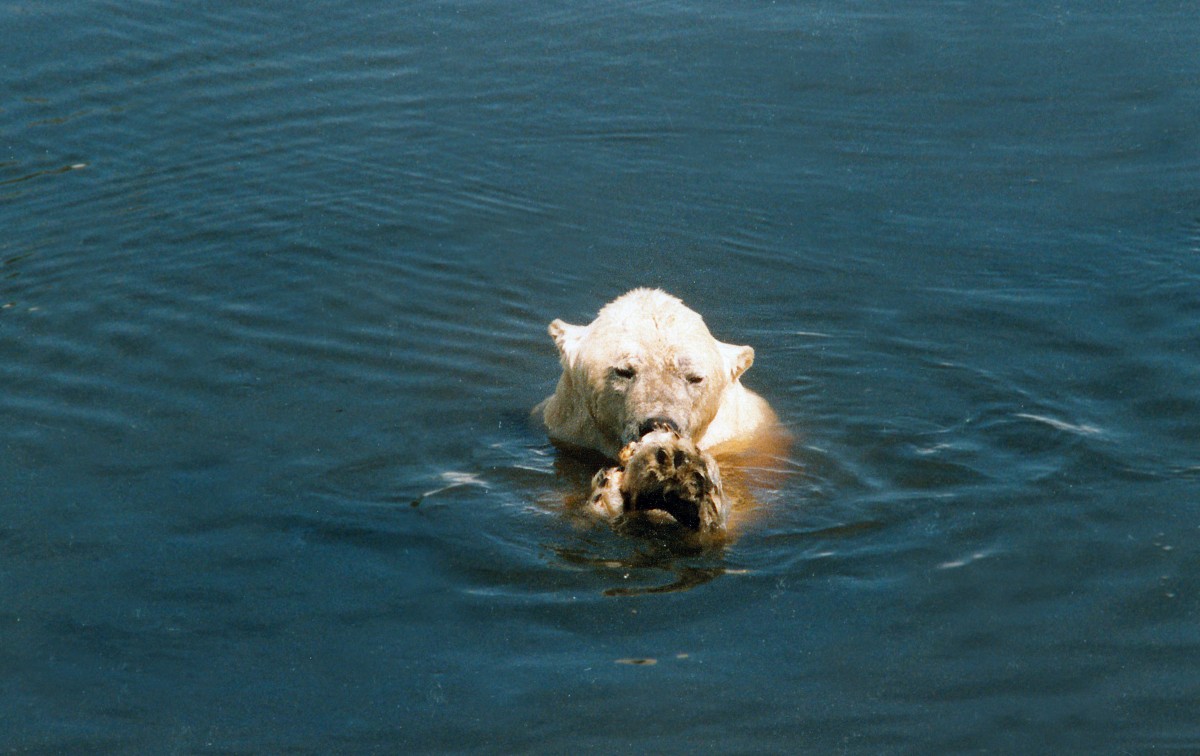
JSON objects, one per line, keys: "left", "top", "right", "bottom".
{"left": 535, "top": 288, "right": 779, "bottom": 533}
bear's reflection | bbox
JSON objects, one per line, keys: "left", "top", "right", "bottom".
{"left": 550, "top": 544, "right": 729, "bottom": 597}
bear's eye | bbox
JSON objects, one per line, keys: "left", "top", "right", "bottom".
{"left": 613, "top": 366, "right": 636, "bottom": 379}
{"left": 686, "top": 374, "right": 704, "bottom": 385}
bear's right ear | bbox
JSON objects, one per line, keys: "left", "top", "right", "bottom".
{"left": 718, "top": 341, "right": 755, "bottom": 382}
{"left": 548, "top": 319, "right": 585, "bottom": 363}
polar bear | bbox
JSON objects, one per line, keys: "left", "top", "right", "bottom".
{"left": 535, "top": 288, "right": 776, "bottom": 461}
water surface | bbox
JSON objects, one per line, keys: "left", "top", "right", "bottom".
{"left": 3, "top": 0, "right": 1199, "bottom": 751}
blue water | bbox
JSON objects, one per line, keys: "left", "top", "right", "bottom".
{"left": 3, "top": 1, "right": 1199, "bottom": 751}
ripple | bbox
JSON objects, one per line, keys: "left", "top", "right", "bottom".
{"left": 936, "top": 547, "right": 1000, "bottom": 571}
{"left": 1013, "top": 412, "right": 1103, "bottom": 437}
{"left": 0, "top": 161, "right": 88, "bottom": 187}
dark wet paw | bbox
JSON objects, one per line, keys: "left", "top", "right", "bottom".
{"left": 619, "top": 429, "right": 728, "bottom": 533}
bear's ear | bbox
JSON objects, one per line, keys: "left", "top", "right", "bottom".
{"left": 548, "top": 319, "right": 585, "bottom": 362}
{"left": 719, "top": 342, "right": 755, "bottom": 382}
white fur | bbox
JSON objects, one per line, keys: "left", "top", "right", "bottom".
{"left": 535, "top": 288, "right": 775, "bottom": 460}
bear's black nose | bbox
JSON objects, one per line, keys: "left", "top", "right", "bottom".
{"left": 638, "top": 417, "right": 680, "bottom": 438}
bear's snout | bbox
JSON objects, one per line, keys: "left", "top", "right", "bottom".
{"left": 636, "top": 416, "right": 681, "bottom": 440}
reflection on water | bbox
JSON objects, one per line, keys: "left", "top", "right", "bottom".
{"left": 553, "top": 546, "right": 729, "bottom": 597}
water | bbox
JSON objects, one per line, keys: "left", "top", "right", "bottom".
{"left": 3, "top": 0, "right": 1198, "bottom": 751}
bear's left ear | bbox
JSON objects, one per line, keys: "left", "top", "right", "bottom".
{"left": 548, "top": 319, "right": 585, "bottom": 363}
{"left": 719, "top": 342, "right": 755, "bottom": 382}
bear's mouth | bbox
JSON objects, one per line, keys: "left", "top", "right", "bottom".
{"left": 627, "top": 416, "right": 682, "bottom": 444}
{"left": 628, "top": 489, "right": 702, "bottom": 530}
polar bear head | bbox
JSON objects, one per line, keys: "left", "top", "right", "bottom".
{"left": 543, "top": 288, "right": 754, "bottom": 457}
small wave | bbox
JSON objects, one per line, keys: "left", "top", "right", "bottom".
{"left": 937, "top": 547, "right": 999, "bottom": 570}
{"left": 1013, "top": 412, "right": 1103, "bottom": 437}
{"left": 0, "top": 161, "right": 87, "bottom": 187}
